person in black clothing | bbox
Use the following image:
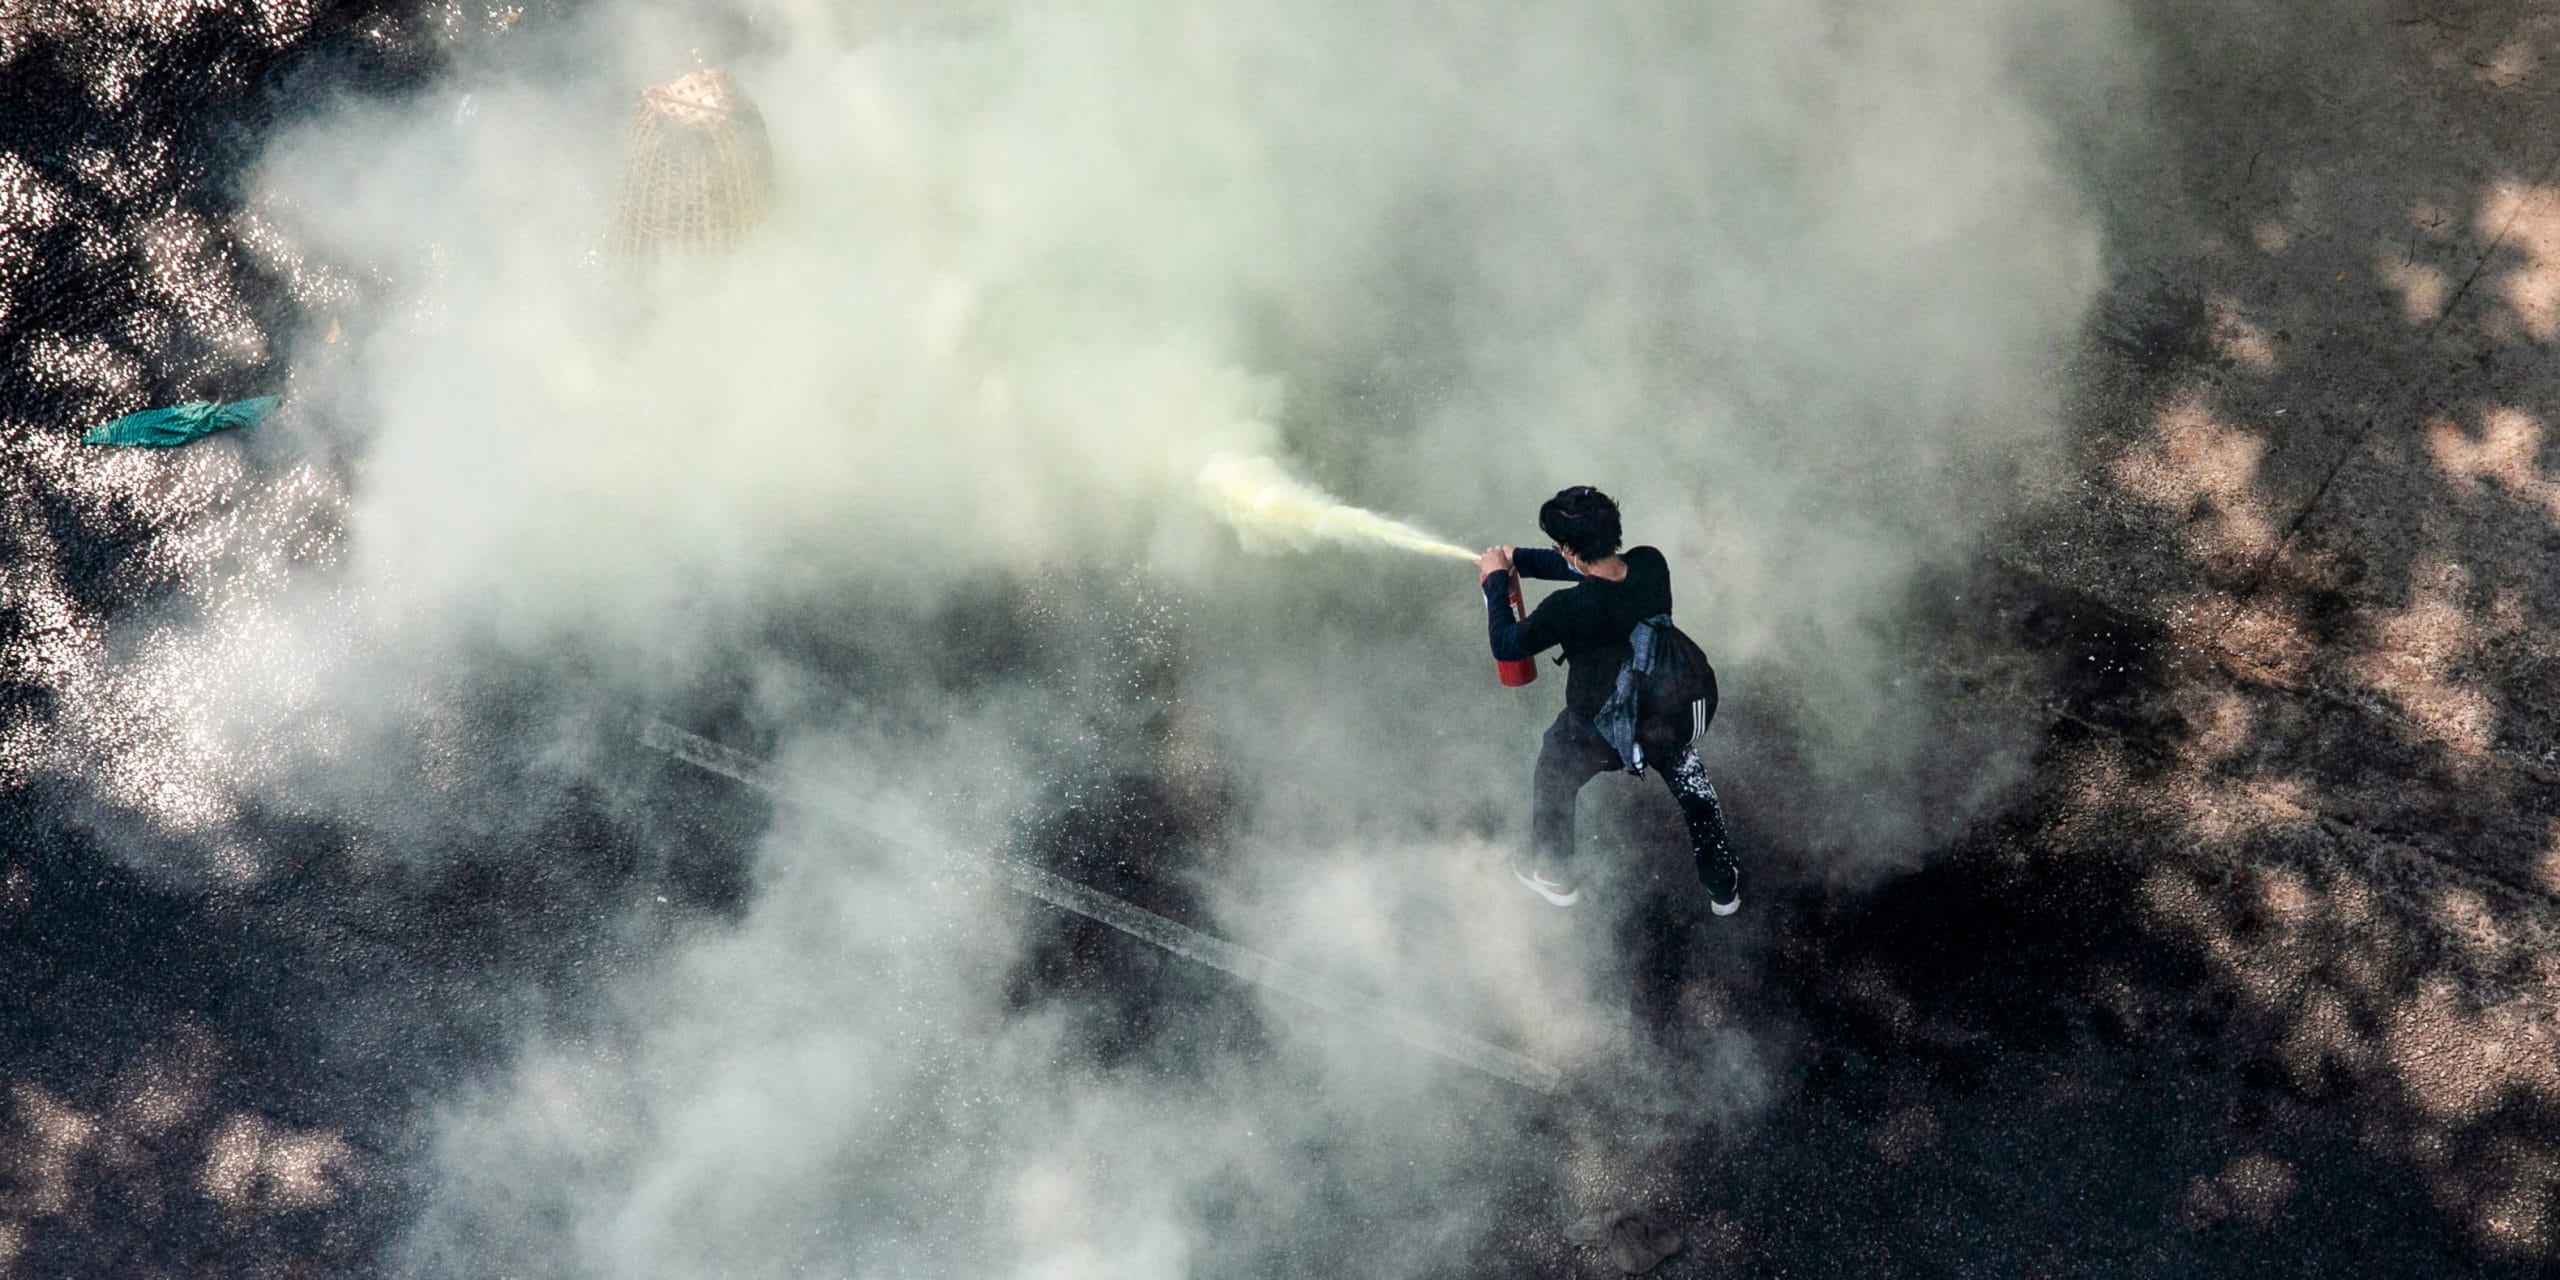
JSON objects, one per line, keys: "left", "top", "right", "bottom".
{"left": 1477, "top": 486, "right": 1742, "bottom": 913}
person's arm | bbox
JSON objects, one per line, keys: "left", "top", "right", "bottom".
{"left": 1485, "top": 573, "right": 1569, "bottom": 661}
{"left": 1510, "top": 547, "right": 1579, "bottom": 581}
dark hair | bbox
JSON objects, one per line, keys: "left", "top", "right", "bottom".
{"left": 1537, "top": 485, "right": 1622, "bottom": 560}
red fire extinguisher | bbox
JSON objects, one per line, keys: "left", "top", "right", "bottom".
{"left": 1496, "top": 572, "right": 1538, "bottom": 687}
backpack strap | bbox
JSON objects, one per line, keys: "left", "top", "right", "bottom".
{"left": 1590, "top": 613, "right": 1676, "bottom": 774}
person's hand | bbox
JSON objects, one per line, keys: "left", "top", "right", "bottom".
{"left": 1476, "top": 546, "right": 1513, "bottom": 581}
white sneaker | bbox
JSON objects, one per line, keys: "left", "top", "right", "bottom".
{"left": 1704, "top": 867, "right": 1740, "bottom": 916}
{"left": 1514, "top": 869, "right": 1580, "bottom": 907}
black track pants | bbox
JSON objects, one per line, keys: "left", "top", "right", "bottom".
{"left": 1528, "top": 712, "right": 1740, "bottom": 900}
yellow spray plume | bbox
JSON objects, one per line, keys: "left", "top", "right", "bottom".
{"left": 1198, "top": 453, "right": 1476, "bottom": 562}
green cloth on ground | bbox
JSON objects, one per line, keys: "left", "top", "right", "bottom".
{"left": 82, "top": 396, "right": 280, "bottom": 447}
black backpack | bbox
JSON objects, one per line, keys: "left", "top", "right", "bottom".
{"left": 1592, "top": 614, "right": 1719, "bottom": 773}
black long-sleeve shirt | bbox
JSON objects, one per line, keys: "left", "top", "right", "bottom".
{"left": 1484, "top": 545, "right": 1674, "bottom": 721}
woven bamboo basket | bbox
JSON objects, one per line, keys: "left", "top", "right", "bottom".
{"left": 607, "top": 69, "right": 773, "bottom": 259}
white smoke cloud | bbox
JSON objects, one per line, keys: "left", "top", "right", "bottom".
{"left": 51, "top": 0, "right": 2124, "bottom": 1272}
{"left": 399, "top": 750, "right": 1661, "bottom": 1278}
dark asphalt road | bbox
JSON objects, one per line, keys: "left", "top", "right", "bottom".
{"left": 6, "top": 2, "right": 2558, "bottom": 1276}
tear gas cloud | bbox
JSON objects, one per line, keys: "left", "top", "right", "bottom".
{"left": 71, "top": 0, "right": 2121, "bottom": 1273}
